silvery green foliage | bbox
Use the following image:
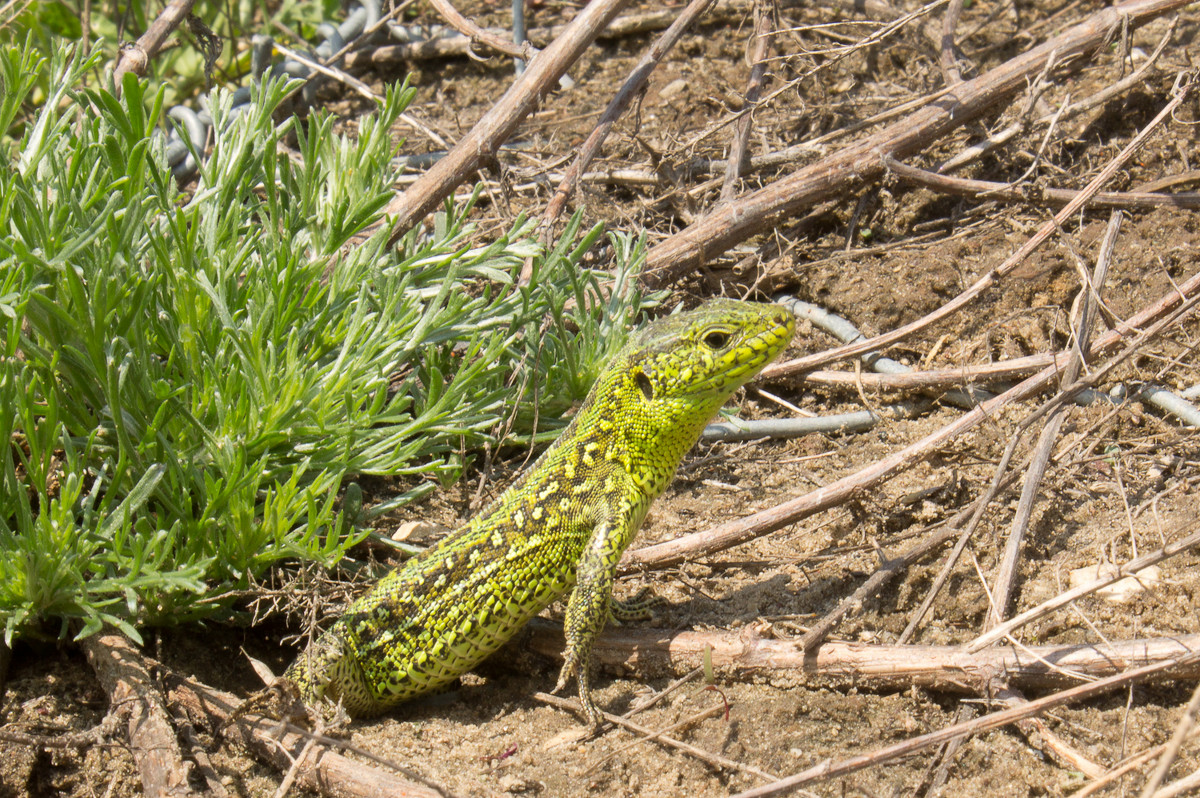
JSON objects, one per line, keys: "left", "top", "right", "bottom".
{"left": 0, "top": 38, "right": 652, "bottom": 643}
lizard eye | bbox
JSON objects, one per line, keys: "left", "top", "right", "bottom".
{"left": 635, "top": 371, "right": 654, "bottom": 401}
{"left": 702, "top": 330, "right": 730, "bottom": 350}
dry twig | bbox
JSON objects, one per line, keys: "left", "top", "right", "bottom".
{"left": 997, "top": 688, "right": 1107, "bottom": 779}
{"left": 524, "top": 618, "right": 1200, "bottom": 693}
{"left": 798, "top": 466, "right": 1024, "bottom": 652}
{"left": 987, "top": 210, "right": 1121, "bottom": 628}
{"left": 643, "top": 0, "right": 1189, "bottom": 284}
{"left": 344, "top": 0, "right": 755, "bottom": 68}
{"left": 726, "top": 651, "right": 1200, "bottom": 798}
{"left": 1139, "top": 680, "right": 1200, "bottom": 797}
{"left": 886, "top": 158, "right": 1200, "bottom": 210}
{"left": 801, "top": 352, "right": 1063, "bottom": 390}
{"left": 533, "top": 691, "right": 779, "bottom": 782}
{"left": 81, "top": 632, "right": 197, "bottom": 798}
{"left": 426, "top": 0, "right": 533, "bottom": 60}
{"left": 937, "top": 0, "right": 965, "bottom": 85}
{"left": 111, "top": 0, "right": 198, "bottom": 88}
{"left": 382, "top": 0, "right": 636, "bottom": 244}
{"left": 719, "top": 0, "right": 775, "bottom": 201}
{"left": 540, "top": 0, "right": 719, "bottom": 230}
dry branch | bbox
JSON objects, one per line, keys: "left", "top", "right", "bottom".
{"left": 111, "top": 0, "right": 199, "bottom": 88}
{"left": 801, "top": 352, "right": 1063, "bottom": 390}
{"left": 269, "top": 39, "right": 382, "bottom": 102}
{"left": 170, "top": 702, "right": 231, "bottom": 798}
{"left": 166, "top": 675, "right": 446, "bottom": 798}
{"left": 81, "top": 632, "right": 197, "bottom": 798}
{"left": 524, "top": 618, "right": 1200, "bottom": 693}
{"left": 937, "top": 0, "right": 965, "bottom": 85}
{"left": 1152, "top": 769, "right": 1200, "bottom": 798}
{"left": 886, "top": 158, "right": 1200, "bottom": 210}
{"left": 426, "top": 0, "right": 533, "bottom": 60}
{"left": 1077, "top": 739, "right": 1191, "bottom": 798}
{"left": 827, "top": 0, "right": 943, "bottom": 53}
{"left": 383, "top": 0, "right": 635, "bottom": 245}
{"left": 541, "top": 0, "right": 718, "bottom": 229}
{"left": 642, "top": 0, "right": 1190, "bottom": 284}
{"left": 1140, "top": 681, "right": 1200, "bottom": 797}
{"left": 0, "top": 716, "right": 120, "bottom": 750}
{"left": 719, "top": 0, "right": 775, "bottom": 201}
{"left": 624, "top": 266, "right": 1200, "bottom": 570}
{"left": 726, "top": 651, "right": 1200, "bottom": 797}
{"left": 998, "top": 688, "right": 1106, "bottom": 779}
{"left": 534, "top": 692, "right": 779, "bottom": 781}
{"left": 988, "top": 210, "right": 1121, "bottom": 628}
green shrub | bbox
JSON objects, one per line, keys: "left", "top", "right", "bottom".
{"left": 0, "top": 38, "right": 652, "bottom": 644}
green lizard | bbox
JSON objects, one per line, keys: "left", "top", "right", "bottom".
{"left": 284, "top": 298, "right": 794, "bottom": 728}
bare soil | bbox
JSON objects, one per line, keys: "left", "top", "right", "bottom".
{"left": 3, "top": 0, "right": 1200, "bottom": 796}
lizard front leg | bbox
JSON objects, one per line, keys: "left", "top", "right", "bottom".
{"left": 553, "top": 518, "right": 630, "bottom": 730}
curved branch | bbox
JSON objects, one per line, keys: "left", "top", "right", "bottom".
{"left": 642, "top": 0, "right": 1190, "bottom": 284}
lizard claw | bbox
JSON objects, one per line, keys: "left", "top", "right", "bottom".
{"left": 553, "top": 655, "right": 576, "bottom": 694}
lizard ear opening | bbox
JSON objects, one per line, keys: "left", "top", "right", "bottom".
{"left": 635, "top": 371, "right": 654, "bottom": 402}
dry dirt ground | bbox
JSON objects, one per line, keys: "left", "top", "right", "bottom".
{"left": 3, "top": 0, "right": 1200, "bottom": 795}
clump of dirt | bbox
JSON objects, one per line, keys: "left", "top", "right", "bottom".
{"left": 4, "top": 1, "right": 1200, "bottom": 796}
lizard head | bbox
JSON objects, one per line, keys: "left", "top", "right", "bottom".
{"left": 565, "top": 299, "right": 793, "bottom": 487}
{"left": 621, "top": 298, "right": 794, "bottom": 407}
{"left": 573, "top": 298, "right": 796, "bottom": 471}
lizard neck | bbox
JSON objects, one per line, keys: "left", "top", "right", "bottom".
{"left": 565, "top": 370, "right": 723, "bottom": 500}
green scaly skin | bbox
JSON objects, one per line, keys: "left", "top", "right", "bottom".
{"left": 284, "top": 299, "right": 795, "bottom": 728}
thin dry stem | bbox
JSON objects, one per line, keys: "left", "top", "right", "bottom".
{"left": 727, "top": 652, "right": 1200, "bottom": 798}
{"left": 533, "top": 691, "right": 779, "bottom": 782}
{"left": 1139, "top": 680, "right": 1200, "bottom": 797}
{"left": 968, "top": 525, "right": 1200, "bottom": 652}
{"left": 719, "top": 0, "right": 775, "bottom": 201}
{"left": 886, "top": 157, "right": 1200, "bottom": 209}
{"left": 987, "top": 210, "right": 1121, "bottom": 628}
{"left": 998, "top": 688, "right": 1106, "bottom": 778}
{"left": 938, "top": 0, "right": 965, "bottom": 85}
